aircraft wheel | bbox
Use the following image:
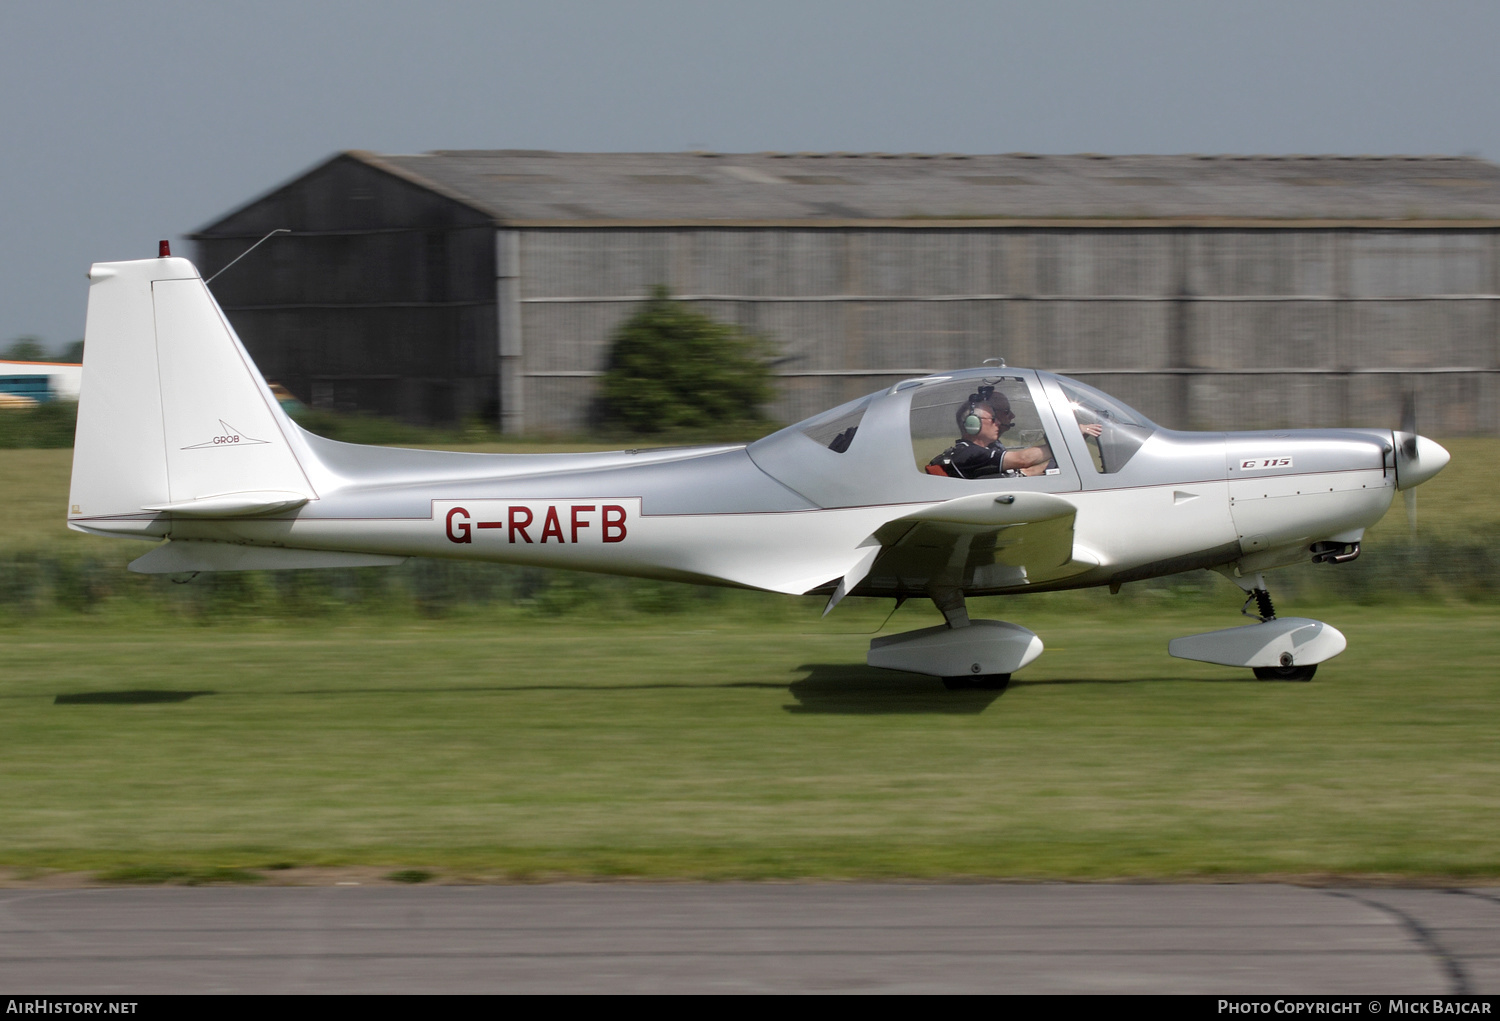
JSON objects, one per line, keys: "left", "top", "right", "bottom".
{"left": 1252, "top": 664, "right": 1317, "bottom": 682}
{"left": 943, "top": 674, "right": 1010, "bottom": 691}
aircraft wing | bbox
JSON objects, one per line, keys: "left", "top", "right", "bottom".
{"left": 825, "top": 492, "right": 1095, "bottom": 612}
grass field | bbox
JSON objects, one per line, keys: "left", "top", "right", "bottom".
{"left": 1, "top": 603, "right": 1497, "bottom": 881}
{"left": 1, "top": 442, "right": 1497, "bottom": 882}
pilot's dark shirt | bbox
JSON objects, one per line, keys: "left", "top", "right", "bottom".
{"left": 928, "top": 439, "right": 1019, "bottom": 479}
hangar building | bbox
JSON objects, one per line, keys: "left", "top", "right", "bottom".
{"left": 193, "top": 150, "right": 1500, "bottom": 435}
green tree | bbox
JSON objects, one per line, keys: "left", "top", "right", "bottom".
{"left": 57, "top": 339, "right": 84, "bottom": 364}
{"left": 2, "top": 337, "right": 46, "bottom": 362}
{"left": 599, "top": 286, "right": 774, "bottom": 434}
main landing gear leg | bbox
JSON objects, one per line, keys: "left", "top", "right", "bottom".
{"left": 1167, "top": 569, "right": 1346, "bottom": 681}
{"left": 865, "top": 588, "right": 1042, "bottom": 692}
{"left": 932, "top": 591, "right": 1008, "bottom": 690}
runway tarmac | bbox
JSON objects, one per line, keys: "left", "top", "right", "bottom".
{"left": 1, "top": 883, "right": 1497, "bottom": 994}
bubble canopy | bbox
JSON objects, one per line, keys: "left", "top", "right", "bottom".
{"left": 746, "top": 369, "right": 1148, "bottom": 507}
{"left": 756, "top": 370, "right": 1155, "bottom": 466}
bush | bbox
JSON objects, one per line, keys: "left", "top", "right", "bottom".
{"left": 598, "top": 286, "right": 774, "bottom": 435}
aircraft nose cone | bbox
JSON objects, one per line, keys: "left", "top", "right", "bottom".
{"left": 1396, "top": 434, "right": 1451, "bottom": 490}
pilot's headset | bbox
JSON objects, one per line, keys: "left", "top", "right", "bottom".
{"left": 959, "top": 385, "right": 998, "bottom": 437}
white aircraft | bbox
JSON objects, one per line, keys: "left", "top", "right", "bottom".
{"left": 68, "top": 251, "right": 1450, "bottom": 687}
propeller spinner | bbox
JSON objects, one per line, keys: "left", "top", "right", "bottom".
{"left": 1393, "top": 389, "right": 1452, "bottom": 529}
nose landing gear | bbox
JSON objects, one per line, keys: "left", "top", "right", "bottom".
{"left": 1168, "top": 570, "right": 1346, "bottom": 681}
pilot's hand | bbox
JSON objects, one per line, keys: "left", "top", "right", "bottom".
{"left": 1080, "top": 423, "right": 1103, "bottom": 437}
{"left": 1013, "top": 444, "right": 1052, "bottom": 475}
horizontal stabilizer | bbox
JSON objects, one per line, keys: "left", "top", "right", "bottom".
{"left": 130, "top": 541, "right": 406, "bottom": 574}
{"left": 142, "top": 491, "right": 310, "bottom": 517}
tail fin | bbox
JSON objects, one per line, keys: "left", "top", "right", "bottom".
{"left": 68, "top": 256, "right": 316, "bottom": 531}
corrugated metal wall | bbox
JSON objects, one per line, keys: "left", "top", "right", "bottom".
{"left": 196, "top": 156, "right": 500, "bottom": 425}
{"left": 517, "top": 227, "right": 1500, "bottom": 435}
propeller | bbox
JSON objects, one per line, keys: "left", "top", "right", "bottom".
{"left": 1392, "top": 387, "right": 1451, "bottom": 531}
{"left": 1398, "top": 391, "right": 1418, "bottom": 530}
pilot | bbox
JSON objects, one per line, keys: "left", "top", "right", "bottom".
{"left": 928, "top": 388, "right": 1098, "bottom": 479}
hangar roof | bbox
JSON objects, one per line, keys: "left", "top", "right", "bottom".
{"left": 207, "top": 150, "right": 1500, "bottom": 231}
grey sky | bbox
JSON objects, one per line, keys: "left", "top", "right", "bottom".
{"left": 4, "top": 0, "right": 1499, "bottom": 349}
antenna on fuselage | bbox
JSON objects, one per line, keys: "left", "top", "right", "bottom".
{"left": 983, "top": 356, "right": 1007, "bottom": 368}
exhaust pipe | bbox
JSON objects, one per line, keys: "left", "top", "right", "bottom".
{"left": 1310, "top": 540, "right": 1360, "bottom": 565}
